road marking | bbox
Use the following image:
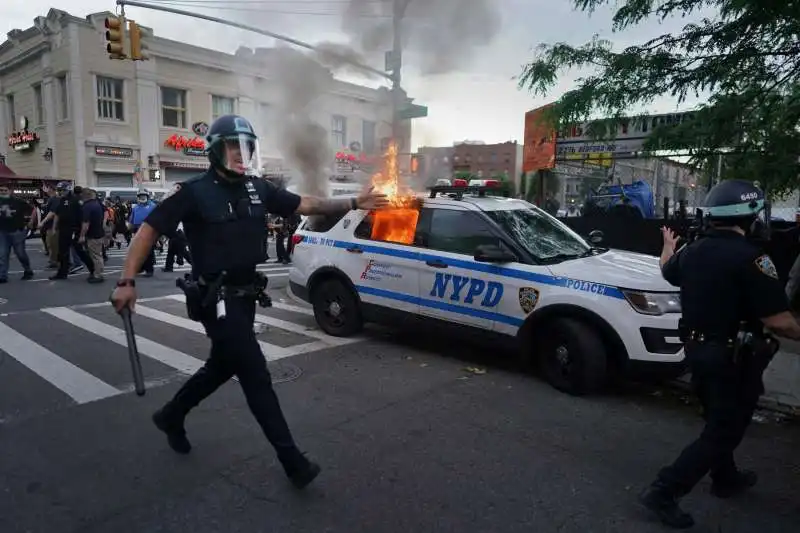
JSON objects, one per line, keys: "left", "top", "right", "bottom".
{"left": 0, "top": 321, "right": 122, "bottom": 404}
{"left": 41, "top": 307, "right": 204, "bottom": 375}
{"left": 164, "top": 295, "right": 332, "bottom": 359}
{"left": 270, "top": 301, "right": 314, "bottom": 316}
{"left": 252, "top": 314, "right": 362, "bottom": 345}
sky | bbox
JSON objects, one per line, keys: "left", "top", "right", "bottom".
{"left": 3, "top": 0, "right": 711, "bottom": 150}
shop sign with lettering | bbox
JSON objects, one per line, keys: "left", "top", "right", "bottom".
{"left": 8, "top": 117, "right": 40, "bottom": 152}
{"left": 165, "top": 134, "right": 207, "bottom": 156}
{"left": 95, "top": 146, "right": 134, "bottom": 158}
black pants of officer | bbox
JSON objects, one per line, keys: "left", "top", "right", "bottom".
{"left": 275, "top": 233, "right": 288, "bottom": 262}
{"left": 131, "top": 226, "right": 155, "bottom": 274}
{"left": 655, "top": 342, "right": 765, "bottom": 495}
{"left": 56, "top": 231, "right": 94, "bottom": 277}
{"left": 164, "top": 232, "right": 191, "bottom": 270}
{"left": 161, "top": 295, "right": 305, "bottom": 471}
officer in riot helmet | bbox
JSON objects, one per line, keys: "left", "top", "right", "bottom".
{"left": 639, "top": 179, "right": 800, "bottom": 529}
{"left": 110, "top": 114, "right": 388, "bottom": 489}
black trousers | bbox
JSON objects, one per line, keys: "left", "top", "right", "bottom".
{"left": 162, "top": 295, "right": 304, "bottom": 470}
{"left": 165, "top": 232, "right": 191, "bottom": 269}
{"left": 656, "top": 342, "right": 767, "bottom": 495}
{"left": 56, "top": 230, "right": 94, "bottom": 277}
{"left": 275, "top": 233, "right": 287, "bottom": 261}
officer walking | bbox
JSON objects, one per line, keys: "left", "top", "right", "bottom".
{"left": 110, "top": 114, "right": 388, "bottom": 489}
{"left": 128, "top": 189, "right": 157, "bottom": 277}
{"left": 639, "top": 180, "right": 800, "bottom": 528}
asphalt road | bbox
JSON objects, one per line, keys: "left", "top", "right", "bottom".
{"left": 1, "top": 240, "right": 798, "bottom": 533}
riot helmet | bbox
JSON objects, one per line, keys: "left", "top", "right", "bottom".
{"left": 136, "top": 188, "right": 150, "bottom": 204}
{"left": 703, "top": 179, "right": 766, "bottom": 234}
{"left": 206, "top": 114, "right": 261, "bottom": 180}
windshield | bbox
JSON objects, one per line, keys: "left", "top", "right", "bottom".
{"left": 486, "top": 207, "right": 592, "bottom": 261}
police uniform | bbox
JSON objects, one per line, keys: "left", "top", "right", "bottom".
{"left": 640, "top": 180, "right": 785, "bottom": 529}
{"left": 144, "top": 115, "right": 320, "bottom": 489}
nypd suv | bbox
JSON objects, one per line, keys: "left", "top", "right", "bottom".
{"left": 288, "top": 184, "right": 684, "bottom": 395}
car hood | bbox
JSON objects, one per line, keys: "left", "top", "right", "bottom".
{"left": 547, "top": 249, "right": 677, "bottom": 292}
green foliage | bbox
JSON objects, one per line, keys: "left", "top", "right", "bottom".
{"left": 518, "top": 0, "right": 800, "bottom": 195}
{"left": 522, "top": 170, "right": 560, "bottom": 202}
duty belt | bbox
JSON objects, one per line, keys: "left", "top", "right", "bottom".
{"left": 685, "top": 331, "right": 736, "bottom": 346}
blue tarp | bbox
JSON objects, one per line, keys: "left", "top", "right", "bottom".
{"left": 589, "top": 180, "right": 656, "bottom": 218}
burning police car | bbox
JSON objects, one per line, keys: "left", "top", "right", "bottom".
{"left": 288, "top": 181, "right": 684, "bottom": 396}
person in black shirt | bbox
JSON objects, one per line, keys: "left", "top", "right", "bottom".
{"left": 78, "top": 188, "right": 106, "bottom": 283}
{"left": 50, "top": 185, "right": 94, "bottom": 281}
{"left": 0, "top": 182, "right": 35, "bottom": 282}
{"left": 639, "top": 180, "right": 800, "bottom": 529}
{"left": 111, "top": 114, "right": 388, "bottom": 490}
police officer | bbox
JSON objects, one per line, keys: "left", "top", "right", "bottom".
{"left": 640, "top": 180, "right": 800, "bottom": 528}
{"left": 110, "top": 114, "right": 388, "bottom": 489}
{"left": 129, "top": 189, "right": 157, "bottom": 277}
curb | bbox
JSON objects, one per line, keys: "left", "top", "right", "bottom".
{"left": 669, "top": 376, "right": 799, "bottom": 417}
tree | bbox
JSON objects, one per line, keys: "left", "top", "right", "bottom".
{"left": 517, "top": 0, "right": 800, "bottom": 196}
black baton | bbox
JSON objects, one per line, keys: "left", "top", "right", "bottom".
{"left": 119, "top": 305, "right": 146, "bottom": 396}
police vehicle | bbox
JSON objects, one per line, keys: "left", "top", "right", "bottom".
{"left": 288, "top": 181, "right": 684, "bottom": 395}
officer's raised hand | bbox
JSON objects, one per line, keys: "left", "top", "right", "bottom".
{"left": 356, "top": 186, "right": 390, "bottom": 210}
{"left": 661, "top": 226, "right": 679, "bottom": 252}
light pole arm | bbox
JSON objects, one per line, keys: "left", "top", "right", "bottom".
{"left": 116, "top": 0, "right": 393, "bottom": 80}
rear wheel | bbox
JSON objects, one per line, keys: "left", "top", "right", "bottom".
{"left": 534, "top": 317, "right": 608, "bottom": 395}
{"left": 311, "top": 279, "right": 363, "bottom": 337}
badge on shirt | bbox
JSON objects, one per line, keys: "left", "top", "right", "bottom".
{"left": 755, "top": 254, "right": 778, "bottom": 279}
{"left": 244, "top": 180, "right": 261, "bottom": 205}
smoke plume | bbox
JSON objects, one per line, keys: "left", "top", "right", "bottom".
{"left": 342, "top": 0, "right": 502, "bottom": 75}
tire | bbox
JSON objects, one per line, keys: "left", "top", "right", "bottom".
{"left": 311, "top": 278, "right": 363, "bottom": 337}
{"left": 534, "top": 317, "right": 608, "bottom": 395}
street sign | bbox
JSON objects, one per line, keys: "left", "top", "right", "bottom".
{"left": 398, "top": 104, "right": 428, "bottom": 120}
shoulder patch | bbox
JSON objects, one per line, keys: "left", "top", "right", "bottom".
{"left": 754, "top": 254, "right": 778, "bottom": 279}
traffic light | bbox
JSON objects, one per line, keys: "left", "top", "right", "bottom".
{"left": 128, "top": 20, "right": 151, "bottom": 61}
{"left": 104, "top": 16, "right": 126, "bottom": 60}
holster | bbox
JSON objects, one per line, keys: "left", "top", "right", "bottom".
{"left": 176, "top": 274, "right": 208, "bottom": 321}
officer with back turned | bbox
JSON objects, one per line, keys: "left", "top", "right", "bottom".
{"left": 110, "top": 114, "right": 388, "bottom": 489}
{"left": 639, "top": 180, "right": 800, "bottom": 528}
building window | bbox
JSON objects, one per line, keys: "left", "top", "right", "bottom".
{"left": 362, "top": 120, "right": 375, "bottom": 153}
{"left": 331, "top": 115, "right": 346, "bottom": 148}
{"left": 211, "top": 95, "right": 235, "bottom": 121}
{"left": 96, "top": 76, "right": 124, "bottom": 121}
{"left": 257, "top": 102, "right": 271, "bottom": 140}
{"left": 6, "top": 94, "right": 15, "bottom": 133}
{"left": 57, "top": 75, "right": 69, "bottom": 120}
{"left": 33, "top": 84, "right": 44, "bottom": 125}
{"left": 161, "top": 87, "right": 187, "bottom": 128}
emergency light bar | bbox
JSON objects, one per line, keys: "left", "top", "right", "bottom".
{"left": 427, "top": 184, "right": 503, "bottom": 199}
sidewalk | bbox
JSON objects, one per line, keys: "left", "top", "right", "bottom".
{"left": 676, "top": 338, "right": 800, "bottom": 413}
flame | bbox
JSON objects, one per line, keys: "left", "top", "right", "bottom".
{"left": 368, "top": 142, "right": 419, "bottom": 244}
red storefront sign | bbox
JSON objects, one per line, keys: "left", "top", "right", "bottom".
{"left": 165, "top": 134, "right": 206, "bottom": 154}
{"left": 8, "top": 130, "right": 40, "bottom": 152}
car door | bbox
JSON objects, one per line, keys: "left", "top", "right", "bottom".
{"left": 416, "top": 207, "right": 509, "bottom": 331}
{"left": 344, "top": 209, "right": 422, "bottom": 317}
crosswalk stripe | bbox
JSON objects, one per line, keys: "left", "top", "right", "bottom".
{"left": 41, "top": 307, "right": 204, "bottom": 375}
{"left": 0, "top": 321, "right": 122, "bottom": 404}
{"left": 158, "top": 296, "right": 333, "bottom": 359}
{"left": 269, "top": 301, "right": 314, "bottom": 316}
{"left": 252, "top": 314, "right": 361, "bottom": 345}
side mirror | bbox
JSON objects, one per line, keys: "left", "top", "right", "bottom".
{"left": 588, "top": 229, "right": 604, "bottom": 245}
{"left": 474, "top": 244, "right": 516, "bottom": 263}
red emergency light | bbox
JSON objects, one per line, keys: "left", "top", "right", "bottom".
{"left": 484, "top": 179, "right": 500, "bottom": 187}
{"left": 291, "top": 234, "right": 304, "bottom": 246}
{"left": 452, "top": 179, "right": 468, "bottom": 187}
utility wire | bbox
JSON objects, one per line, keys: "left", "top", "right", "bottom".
{"left": 145, "top": 0, "right": 391, "bottom": 17}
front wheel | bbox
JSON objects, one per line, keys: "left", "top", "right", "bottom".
{"left": 311, "top": 279, "right": 363, "bottom": 337}
{"left": 534, "top": 317, "right": 608, "bottom": 395}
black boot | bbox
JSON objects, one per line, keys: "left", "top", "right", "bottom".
{"left": 710, "top": 469, "right": 757, "bottom": 498}
{"left": 283, "top": 454, "right": 321, "bottom": 489}
{"left": 152, "top": 407, "right": 192, "bottom": 454}
{"left": 639, "top": 484, "right": 694, "bottom": 529}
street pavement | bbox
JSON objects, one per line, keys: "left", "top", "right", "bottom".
{"left": 1, "top": 239, "right": 799, "bottom": 532}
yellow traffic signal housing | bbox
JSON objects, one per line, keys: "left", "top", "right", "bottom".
{"left": 104, "top": 16, "right": 126, "bottom": 60}
{"left": 128, "top": 20, "right": 151, "bottom": 61}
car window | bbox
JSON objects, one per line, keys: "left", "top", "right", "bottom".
{"left": 304, "top": 213, "right": 346, "bottom": 233}
{"left": 354, "top": 210, "right": 424, "bottom": 246}
{"left": 426, "top": 209, "right": 501, "bottom": 255}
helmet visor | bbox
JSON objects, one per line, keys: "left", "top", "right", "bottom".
{"left": 219, "top": 134, "right": 262, "bottom": 177}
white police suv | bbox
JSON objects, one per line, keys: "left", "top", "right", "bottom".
{"left": 288, "top": 184, "right": 684, "bottom": 395}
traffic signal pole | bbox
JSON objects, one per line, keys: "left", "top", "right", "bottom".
{"left": 115, "top": 0, "right": 391, "bottom": 80}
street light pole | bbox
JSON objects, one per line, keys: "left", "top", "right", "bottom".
{"left": 390, "top": 0, "right": 408, "bottom": 146}
{"left": 115, "top": 0, "right": 392, "bottom": 80}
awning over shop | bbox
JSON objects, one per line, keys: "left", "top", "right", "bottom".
{"left": 0, "top": 162, "right": 17, "bottom": 178}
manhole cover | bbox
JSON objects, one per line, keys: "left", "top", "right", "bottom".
{"left": 267, "top": 361, "right": 302, "bottom": 384}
